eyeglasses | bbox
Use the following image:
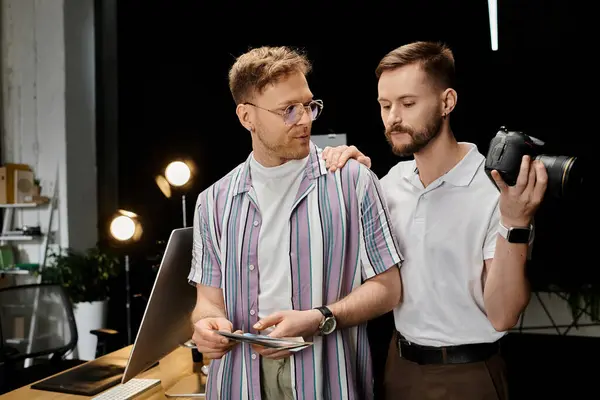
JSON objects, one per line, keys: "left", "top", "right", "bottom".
{"left": 244, "top": 99, "right": 324, "bottom": 126}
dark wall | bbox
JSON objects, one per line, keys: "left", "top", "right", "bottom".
{"left": 109, "top": 0, "right": 587, "bottom": 287}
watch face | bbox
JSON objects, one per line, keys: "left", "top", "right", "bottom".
{"left": 508, "top": 228, "right": 531, "bottom": 243}
{"left": 322, "top": 317, "right": 336, "bottom": 334}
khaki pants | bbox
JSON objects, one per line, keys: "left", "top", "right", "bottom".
{"left": 260, "top": 357, "right": 294, "bottom": 400}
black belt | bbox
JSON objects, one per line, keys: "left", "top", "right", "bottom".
{"left": 397, "top": 333, "right": 499, "bottom": 365}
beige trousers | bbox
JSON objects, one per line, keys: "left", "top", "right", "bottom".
{"left": 260, "top": 357, "right": 294, "bottom": 400}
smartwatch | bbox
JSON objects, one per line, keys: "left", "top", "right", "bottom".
{"left": 314, "top": 306, "right": 337, "bottom": 336}
{"left": 498, "top": 222, "right": 533, "bottom": 244}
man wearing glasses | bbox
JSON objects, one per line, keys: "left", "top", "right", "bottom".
{"left": 188, "top": 46, "right": 404, "bottom": 400}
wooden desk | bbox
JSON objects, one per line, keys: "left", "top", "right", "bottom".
{"left": 0, "top": 346, "right": 206, "bottom": 399}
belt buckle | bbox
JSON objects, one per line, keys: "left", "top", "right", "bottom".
{"left": 397, "top": 336, "right": 412, "bottom": 358}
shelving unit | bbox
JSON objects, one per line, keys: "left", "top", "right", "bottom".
{"left": 0, "top": 176, "right": 59, "bottom": 367}
{"left": 1, "top": 202, "right": 41, "bottom": 239}
{"left": 0, "top": 172, "right": 57, "bottom": 278}
{"left": 0, "top": 202, "right": 47, "bottom": 276}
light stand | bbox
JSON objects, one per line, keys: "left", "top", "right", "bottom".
{"left": 109, "top": 210, "right": 143, "bottom": 346}
{"left": 124, "top": 254, "right": 131, "bottom": 344}
{"left": 181, "top": 194, "right": 187, "bottom": 227}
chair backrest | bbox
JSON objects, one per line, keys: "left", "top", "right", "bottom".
{"left": 0, "top": 284, "right": 78, "bottom": 363}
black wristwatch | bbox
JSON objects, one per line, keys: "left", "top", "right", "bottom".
{"left": 314, "top": 306, "right": 337, "bottom": 336}
{"left": 498, "top": 222, "right": 534, "bottom": 244}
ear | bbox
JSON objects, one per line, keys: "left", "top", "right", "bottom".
{"left": 236, "top": 103, "right": 253, "bottom": 132}
{"left": 441, "top": 88, "right": 457, "bottom": 117}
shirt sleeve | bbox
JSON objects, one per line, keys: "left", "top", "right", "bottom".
{"left": 483, "top": 203, "right": 501, "bottom": 260}
{"left": 356, "top": 166, "right": 404, "bottom": 280}
{"left": 187, "top": 192, "right": 222, "bottom": 287}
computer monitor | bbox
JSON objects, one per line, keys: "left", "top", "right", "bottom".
{"left": 311, "top": 133, "right": 347, "bottom": 149}
{"left": 29, "top": 227, "right": 197, "bottom": 397}
{"left": 121, "top": 227, "right": 196, "bottom": 383}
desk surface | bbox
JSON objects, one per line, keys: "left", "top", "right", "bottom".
{"left": 1, "top": 345, "right": 206, "bottom": 399}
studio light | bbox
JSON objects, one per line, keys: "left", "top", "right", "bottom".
{"left": 108, "top": 209, "right": 143, "bottom": 345}
{"left": 157, "top": 160, "right": 194, "bottom": 228}
{"left": 109, "top": 210, "right": 142, "bottom": 242}
{"left": 165, "top": 161, "right": 191, "bottom": 187}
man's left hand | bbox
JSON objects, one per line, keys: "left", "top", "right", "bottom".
{"left": 250, "top": 310, "right": 323, "bottom": 360}
{"left": 491, "top": 155, "right": 548, "bottom": 226}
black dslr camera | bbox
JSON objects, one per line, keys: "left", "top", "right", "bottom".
{"left": 484, "top": 127, "right": 583, "bottom": 198}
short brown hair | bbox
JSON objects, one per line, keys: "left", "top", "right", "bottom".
{"left": 228, "top": 46, "right": 312, "bottom": 105}
{"left": 375, "top": 41, "right": 455, "bottom": 89}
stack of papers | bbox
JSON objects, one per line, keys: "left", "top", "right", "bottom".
{"left": 216, "top": 331, "right": 312, "bottom": 352}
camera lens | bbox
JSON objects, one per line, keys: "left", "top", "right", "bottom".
{"left": 535, "top": 155, "right": 583, "bottom": 198}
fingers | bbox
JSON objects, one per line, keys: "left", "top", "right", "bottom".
{"left": 336, "top": 146, "right": 360, "bottom": 170}
{"left": 214, "top": 319, "right": 234, "bottom": 332}
{"left": 515, "top": 156, "right": 531, "bottom": 191}
{"left": 327, "top": 146, "right": 347, "bottom": 172}
{"left": 254, "top": 312, "right": 283, "bottom": 331}
{"left": 193, "top": 318, "right": 233, "bottom": 351}
{"left": 522, "top": 159, "right": 537, "bottom": 196}
{"left": 193, "top": 326, "right": 237, "bottom": 358}
{"left": 322, "top": 145, "right": 348, "bottom": 172}
{"left": 490, "top": 170, "right": 508, "bottom": 192}
{"left": 193, "top": 321, "right": 242, "bottom": 360}
{"left": 201, "top": 342, "right": 237, "bottom": 360}
{"left": 192, "top": 330, "right": 228, "bottom": 349}
{"left": 357, "top": 156, "right": 372, "bottom": 169}
{"left": 531, "top": 160, "right": 548, "bottom": 201}
{"left": 267, "top": 324, "right": 285, "bottom": 338}
{"left": 195, "top": 327, "right": 229, "bottom": 346}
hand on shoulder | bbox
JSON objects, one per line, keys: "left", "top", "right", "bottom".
{"left": 321, "top": 145, "right": 372, "bottom": 172}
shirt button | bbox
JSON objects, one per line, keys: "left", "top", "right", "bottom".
{"left": 253, "top": 220, "right": 259, "bottom": 227}
{"left": 249, "top": 264, "right": 255, "bottom": 271}
{"left": 250, "top": 309, "right": 255, "bottom": 315}
{"left": 251, "top": 354, "right": 257, "bottom": 360}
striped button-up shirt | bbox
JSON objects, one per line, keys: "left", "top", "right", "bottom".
{"left": 188, "top": 142, "right": 403, "bottom": 400}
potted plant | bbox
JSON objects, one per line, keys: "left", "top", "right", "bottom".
{"left": 558, "top": 283, "right": 600, "bottom": 325}
{"left": 39, "top": 246, "right": 119, "bottom": 360}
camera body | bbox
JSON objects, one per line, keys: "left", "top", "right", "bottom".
{"left": 484, "top": 127, "right": 581, "bottom": 198}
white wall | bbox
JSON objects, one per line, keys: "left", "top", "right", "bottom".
{"left": 1, "top": 0, "right": 97, "bottom": 267}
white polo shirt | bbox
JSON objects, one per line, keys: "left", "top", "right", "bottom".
{"left": 380, "top": 142, "right": 505, "bottom": 347}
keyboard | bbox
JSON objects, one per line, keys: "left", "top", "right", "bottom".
{"left": 92, "top": 378, "right": 161, "bottom": 400}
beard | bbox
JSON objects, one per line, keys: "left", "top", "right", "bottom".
{"left": 254, "top": 122, "right": 311, "bottom": 161}
{"left": 384, "top": 115, "right": 443, "bottom": 157}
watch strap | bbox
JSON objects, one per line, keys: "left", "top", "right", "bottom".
{"left": 315, "top": 306, "right": 333, "bottom": 319}
{"left": 498, "top": 222, "right": 533, "bottom": 243}
{"left": 498, "top": 222, "right": 507, "bottom": 239}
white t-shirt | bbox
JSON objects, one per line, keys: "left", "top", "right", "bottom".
{"left": 380, "top": 143, "right": 505, "bottom": 346}
{"left": 249, "top": 154, "right": 308, "bottom": 325}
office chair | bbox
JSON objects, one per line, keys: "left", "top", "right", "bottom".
{"left": 0, "top": 283, "right": 118, "bottom": 394}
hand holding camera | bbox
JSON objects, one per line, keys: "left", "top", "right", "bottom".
{"left": 484, "top": 126, "right": 583, "bottom": 226}
{"left": 490, "top": 154, "right": 547, "bottom": 227}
